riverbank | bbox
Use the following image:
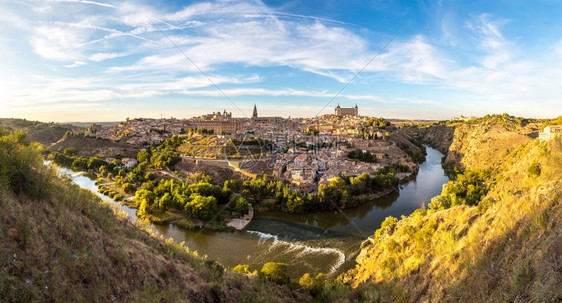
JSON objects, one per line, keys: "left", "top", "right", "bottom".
{"left": 52, "top": 147, "right": 448, "bottom": 280}
{"left": 253, "top": 147, "right": 448, "bottom": 235}
{"left": 227, "top": 203, "right": 254, "bottom": 230}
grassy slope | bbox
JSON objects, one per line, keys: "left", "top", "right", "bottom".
{"left": 178, "top": 134, "right": 231, "bottom": 159}
{"left": 0, "top": 119, "right": 77, "bottom": 147}
{"left": 344, "top": 119, "right": 562, "bottom": 302}
{"left": 0, "top": 141, "right": 308, "bottom": 302}
{"left": 49, "top": 134, "right": 142, "bottom": 157}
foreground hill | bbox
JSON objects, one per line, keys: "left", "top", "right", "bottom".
{"left": 0, "top": 131, "right": 307, "bottom": 302}
{"left": 343, "top": 116, "right": 562, "bottom": 301}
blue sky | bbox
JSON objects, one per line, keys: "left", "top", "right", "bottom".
{"left": 1, "top": 0, "right": 561, "bottom": 121}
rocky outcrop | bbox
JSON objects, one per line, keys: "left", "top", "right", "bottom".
{"left": 421, "top": 125, "right": 455, "bottom": 155}
{"left": 443, "top": 122, "right": 531, "bottom": 170}
{"left": 394, "top": 125, "right": 454, "bottom": 156}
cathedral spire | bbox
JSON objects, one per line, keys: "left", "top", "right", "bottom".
{"left": 252, "top": 103, "right": 258, "bottom": 118}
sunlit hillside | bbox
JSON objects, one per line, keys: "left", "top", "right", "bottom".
{"left": 343, "top": 117, "right": 562, "bottom": 302}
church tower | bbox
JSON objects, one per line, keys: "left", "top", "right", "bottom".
{"left": 252, "top": 103, "right": 258, "bottom": 118}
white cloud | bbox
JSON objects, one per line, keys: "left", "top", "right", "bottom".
{"left": 31, "top": 26, "right": 86, "bottom": 61}
{"left": 2, "top": 1, "right": 562, "bottom": 120}
{"left": 64, "top": 61, "right": 86, "bottom": 68}
{"left": 46, "top": 0, "right": 115, "bottom": 8}
{"left": 89, "top": 52, "right": 124, "bottom": 62}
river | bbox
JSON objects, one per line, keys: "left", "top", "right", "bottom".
{"left": 53, "top": 147, "right": 448, "bottom": 279}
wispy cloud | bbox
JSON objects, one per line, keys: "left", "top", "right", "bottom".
{"left": 2, "top": 0, "right": 562, "bottom": 120}
{"left": 46, "top": 0, "right": 115, "bottom": 9}
{"left": 89, "top": 52, "right": 125, "bottom": 62}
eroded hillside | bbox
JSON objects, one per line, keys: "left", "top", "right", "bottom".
{"left": 444, "top": 118, "right": 536, "bottom": 170}
{"left": 49, "top": 134, "right": 142, "bottom": 158}
{"left": 343, "top": 117, "right": 562, "bottom": 302}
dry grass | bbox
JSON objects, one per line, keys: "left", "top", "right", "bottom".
{"left": 0, "top": 166, "right": 309, "bottom": 302}
{"left": 49, "top": 134, "right": 142, "bottom": 157}
{"left": 344, "top": 125, "right": 562, "bottom": 302}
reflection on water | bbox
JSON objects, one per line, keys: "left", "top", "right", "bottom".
{"left": 256, "top": 147, "right": 449, "bottom": 235}
{"left": 151, "top": 218, "right": 357, "bottom": 278}
{"left": 53, "top": 147, "right": 447, "bottom": 279}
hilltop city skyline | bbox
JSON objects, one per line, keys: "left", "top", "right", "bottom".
{"left": 2, "top": 0, "right": 562, "bottom": 122}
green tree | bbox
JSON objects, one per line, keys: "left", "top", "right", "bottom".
{"left": 135, "top": 189, "right": 155, "bottom": 208}
{"left": 63, "top": 147, "right": 78, "bottom": 156}
{"left": 299, "top": 272, "right": 325, "bottom": 290}
{"left": 0, "top": 130, "right": 50, "bottom": 198}
{"left": 121, "top": 182, "right": 136, "bottom": 194}
{"left": 87, "top": 157, "right": 107, "bottom": 171}
{"left": 233, "top": 197, "right": 249, "bottom": 215}
{"left": 158, "top": 192, "right": 173, "bottom": 210}
{"left": 71, "top": 157, "right": 89, "bottom": 170}
{"left": 184, "top": 195, "right": 218, "bottom": 219}
{"left": 136, "top": 149, "right": 151, "bottom": 163}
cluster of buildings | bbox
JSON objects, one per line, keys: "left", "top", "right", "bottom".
{"left": 452, "top": 115, "right": 478, "bottom": 121}
{"left": 83, "top": 104, "right": 417, "bottom": 193}
{"left": 188, "top": 104, "right": 282, "bottom": 135}
{"left": 271, "top": 146, "right": 389, "bottom": 193}
{"left": 87, "top": 118, "right": 190, "bottom": 145}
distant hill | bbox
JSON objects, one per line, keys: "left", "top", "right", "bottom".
{"left": 49, "top": 134, "right": 142, "bottom": 158}
{"left": 0, "top": 118, "right": 78, "bottom": 146}
{"left": 66, "top": 121, "right": 121, "bottom": 128}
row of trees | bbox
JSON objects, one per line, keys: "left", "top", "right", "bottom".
{"left": 367, "top": 117, "right": 391, "bottom": 128}
{"left": 48, "top": 151, "right": 113, "bottom": 173}
{"left": 347, "top": 149, "right": 378, "bottom": 163}
{"left": 233, "top": 261, "right": 325, "bottom": 290}
{"left": 127, "top": 161, "right": 400, "bottom": 221}
{"left": 236, "top": 167, "right": 399, "bottom": 213}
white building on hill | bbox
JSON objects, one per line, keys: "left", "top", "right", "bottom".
{"left": 539, "top": 125, "right": 562, "bottom": 142}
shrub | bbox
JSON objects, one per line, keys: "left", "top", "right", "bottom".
{"left": 527, "top": 162, "right": 541, "bottom": 176}
{"left": 233, "top": 197, "right": 249, "bottom": 215}
{"left": 0, "top": 130, "right": 50, "bottom": 198}
{"left": 260, "top": 262, "right": 290, "bottom": 285}
{"left": 299, "top": 272, "right": 325, "bottom": 290}
{"left": 233, "top": 264, "right": 251, "bottom": 275}
{"left": 373, "top": 216, "right": 399, "bottom": 244}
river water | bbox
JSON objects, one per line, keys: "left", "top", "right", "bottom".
{"left": 54, "top": 147, "right": 447, "bottom": 279}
